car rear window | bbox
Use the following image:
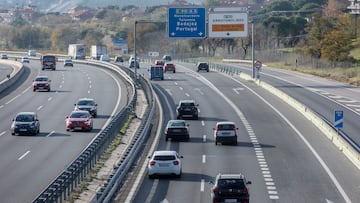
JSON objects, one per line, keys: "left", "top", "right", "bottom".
{"left": 218, "top": 179, "right": 245, "bottom": 189}
{"left": 218, "top": 124, "right": 235, "bottom": 130}
{"left": 70, "top": 112, "right": 89, "bottom": 118}
{"left": 154, "top": 155, "right": 176, "bottom": 161}
{"left": 78, "top": 100, "right": 94, "bottom": 105}
{"left": 180, "top": 102, "right": 195, "bottom": 107}
{"left": 170, "top": 121, "right": 186, "bottom": 127}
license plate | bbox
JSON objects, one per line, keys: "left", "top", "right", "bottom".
{"left": 172, "top": 129, "right": 181, "bottom": 132}
{"left": 224, "top": 199, "right": 237, "bottom": 202}
{"left": 75, "top": 127, "right": 82, "bottom": 130}
{"left": 19, "top": 129, "right": 27, "bottom": 131}
{"left": 159, "top": 163, "right": 169, "bottom": 167}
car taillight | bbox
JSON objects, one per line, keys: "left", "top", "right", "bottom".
{"left": 165, "top": 128, "right": 169, "bottom": 134}
{"left": 242, "top": 187, "right": 249, "bottom": 194}
{"left": 173, "top": 160, "right": 179, "bottom": 165}
{"left": 212, "top": 186, "right": 219, "bottom": 194}
{"left": 149, "top": 161, "right": 156, "bottom": 166}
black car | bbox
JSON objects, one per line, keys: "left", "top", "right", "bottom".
{"left": 210, "top": 173, "right": 252, "bottom": 203}
{"left": 196, "top": 62, "right": 209, "bottom": 72}
{"left": 176, "top": 100, "right": 199, "bottom": 120}
{"left": 11, "top": 112, "right": 40, "bottom": 136}
{"left": 165, "top": 120, "right": 190, "bottom": 141}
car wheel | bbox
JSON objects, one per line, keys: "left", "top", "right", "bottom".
{"left": 165, "top": 136, "right": 169, "bottom": 141}
{"left": 194, "top": 115, "right": 198, "bottom": 120}
{"left": 149, "top": 174, "right": 155, "bottom": 179}
{"left": 11, "top": 132, "right": 15, "bottom": 135}
{"left": 173, "top": 70, "right": 176, "bottom": 73}
{"left": 215, "top": 141, "right": 218, "bottom": 145}
{"left": 33, "top": 89, "right": 36, "bottom": 92}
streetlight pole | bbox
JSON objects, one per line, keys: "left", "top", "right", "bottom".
{"left": 348, "top": 0, "right": 360, "bottom": 38}
{"left": 251, "top": 22, "right": 255, "bottom": 79}
{"left": 133, "top": 21, "right": 137, "bottom": 81}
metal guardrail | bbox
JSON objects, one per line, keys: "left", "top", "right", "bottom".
{"left": 31, "top": 60, "right": 155, "bottom": 203}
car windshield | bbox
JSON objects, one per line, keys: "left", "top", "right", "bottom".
{"left": 35, "top": 77, "right": 48, "bottom": 82}
{"left": 70, "top": 112, "right": 89, "bottom": 118}
{"left": 218, "top": 179, "right": 245, "bottom": 189}
{"left": 166, "top": 63, "right": 174, "bottom": 66}
{"left": 77, "top": 100, "right": 94, "bottom": 106}
{"left": 65, "top": 59, "right": 72, "bottom": 62}
{"left": 218, "top": 124, "right": 235, "bottom": 130}
{"left": 154, "top": 155, "right": 176, "bottom": 161}
{"left": 16, "top": 114, "right": 34, "bottom": 122}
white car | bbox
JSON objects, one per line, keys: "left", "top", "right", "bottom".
{"left": 213, "top": 121, "right": 238, "bottom": 145}
{"left": 147, "top": 150, "right": 183, "bottom": 179}
{"left": 21, "top": 57, "right": 30, "bottom": 63}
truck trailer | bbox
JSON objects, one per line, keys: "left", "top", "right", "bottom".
{"left": 91, "top": 45, "right": 107, "bottom": 60}
{"left": 68, "top": 44, "right": 86, "bottom": 60}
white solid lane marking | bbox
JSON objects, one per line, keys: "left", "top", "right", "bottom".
{"left": 145, "top": 179, "right": 159, "bottom": 203}
{"left": 202, "top": 155, "right": 206, "bottom": 163}
{"left": 0, "top": 131, "right": 6, "bottom": 136}
{"left": 174, "top": 82, "right": 178, "bottom": 85}
{"left": 179, "top": 87, "right": 183, "bottom": 91}
{"left": 203, "top": 135, "right": 206, "bottom": 142}
{"left": 5, "top": 94, "right": 20, "bottom": 104}
{"left": 201, "top": 120, "right": 205, "bottom": 126}
{"left": 200, "top": 179, "right": 205, "bottom": 192}
{"left": 185, "top": 93, "right": 190, "bottom": 97}
{"left": 0, "top": 105, "right": 3, "bottom": 109}
{"left": 48, "top": 97, "right": 52, "bottom": 101}
{"left": 37, "top": 105, "right": 43, "bottom": 111}
{"left": 18, "top": 151, "right": 30, "bottom": 160}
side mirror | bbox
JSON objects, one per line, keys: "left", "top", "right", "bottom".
{"left": 247, "top": 181, "right": 252, "bottom": 185}
{"left": 180, "top": 155, "right": 183, "bottom": 158}
{"left": 209, "top": 181, "right": 214, "bottom": 185}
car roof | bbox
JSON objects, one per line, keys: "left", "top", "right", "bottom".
{"left": 71, "top": 110, "right": 90, "bottom": 114}
{"left": 77, "top": 98, "right": 95, "bottom": 101}
{"left": 179, "top": 99, "right": 195, "bottom": 103}
{"left": 216, "top": 121, "right": 236, "bottom": 125}
{"left": 153, "top": 150, "right": 177, "bottom": 156}
{"left": 35, "top": 75, "right": 48, "bottom": 78}
{"left": 217, "top": 173, "right": 245, "bottom": 180}
{"left": 16, "top": 112, "right": 36, "bottom": 116}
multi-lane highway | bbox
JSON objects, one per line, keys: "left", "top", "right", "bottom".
{"left": 122, "top": 62, "right": 359, "bottom": 203}
{"left": 0, "top": 59, "right": 130, "bottom": 202}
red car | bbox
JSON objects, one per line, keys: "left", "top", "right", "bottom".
{"left": 163, "top": 63, "right": 176, "bottom": 73}
{"left": 65, "top": 110, "right": 93, "bottom": 132}
{"left": 154, "top": 60, "right": 165, "bottom": 66}
{"left": 33, "top": 76, "right": 51, "bottom": 92}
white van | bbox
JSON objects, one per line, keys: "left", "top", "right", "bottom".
{"left": 100, "top": 54, "right": 110, "bottom": 62}
{"left": 28, "top": 50, "right": 36, "bottom": 57}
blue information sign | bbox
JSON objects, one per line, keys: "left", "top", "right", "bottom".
{"left": 334, "top": 110, "right": 344, "bottom": 128}
{"left": 168, "top": 7, "right": 206, "bottom": 38}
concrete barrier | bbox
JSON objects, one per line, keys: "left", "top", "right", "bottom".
{"left": 0, "top": 60, "right": 24, "bottom": 93}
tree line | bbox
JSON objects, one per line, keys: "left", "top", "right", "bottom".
{"left": 0, "top": 0, "right": 356, "bottom": 63}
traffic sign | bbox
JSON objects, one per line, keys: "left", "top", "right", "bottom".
{"left": 334, "top": 110, "right": 344, "bottom": 128}
{"left": 254, "top": 60, "right": 262, "bottom": 69}
{"left": 208, "top": 12, "right": 248, "bottom": 38}
{"left": 168, "top": 7, "right": 206, "bottom": 39}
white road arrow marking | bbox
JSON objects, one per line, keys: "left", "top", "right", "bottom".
{"left": 233, "top": 87, "right": 244, "bottom": 94}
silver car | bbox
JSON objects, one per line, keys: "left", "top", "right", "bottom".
{"left": 11, "top": 112, "right": 40, "bottom": 136}
{"left": 74, "top": 98, "right": 98, "bottom": 117}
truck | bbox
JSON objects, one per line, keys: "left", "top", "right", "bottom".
{"left": 68, "top": 44, "right": 86, "bottom": 60}
{"left": 40, "top": 55, "right": 56, "bottom": 70}
{"left": 148, "top": 65, "right": 164, "bottom": 80}
{"left": 91, "top": 45, "right": 107, "bottom": 60}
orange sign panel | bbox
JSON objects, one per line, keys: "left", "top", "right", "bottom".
{"left": 212, "top": 24, "right": 245, "bottom": 32}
